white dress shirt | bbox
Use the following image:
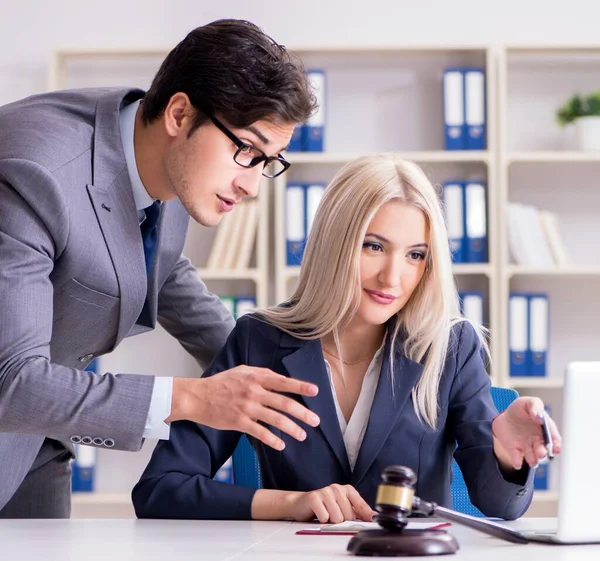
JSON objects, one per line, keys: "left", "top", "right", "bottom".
{"left": 324, "top": 345, "right": 384, "bottom": 471}
{"left": 119, "top": 99, "right": 172, "bottom": 440}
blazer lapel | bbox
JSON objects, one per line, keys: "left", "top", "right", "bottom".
{"left": 351, "top": 334, "right": 424, "bottom": 487}
{"left": 87, "top": 89, "right": 148, "bottom": 348}
{"left": 281, "top": 337, "right": 351, "bottom": 476}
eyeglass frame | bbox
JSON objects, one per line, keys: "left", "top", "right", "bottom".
{"left": 209, "top": 115, "right": 291, "bottom": 178}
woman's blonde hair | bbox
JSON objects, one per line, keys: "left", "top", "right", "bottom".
{"left": 258, "top": 154, "right": 488, "bottom": 428}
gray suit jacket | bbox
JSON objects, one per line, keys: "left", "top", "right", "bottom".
{"left": 0, "top": 88, "right": 235, "bottom": 510}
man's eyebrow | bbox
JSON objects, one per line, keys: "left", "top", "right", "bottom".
{"left": 242, "top": 125, "right": 269, "bottom": 145}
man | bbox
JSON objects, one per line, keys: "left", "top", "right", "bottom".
{"left": 0, "top": 19, "right": 319, "bottom": 518}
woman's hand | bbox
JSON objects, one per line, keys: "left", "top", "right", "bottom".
{"left": 491, "top": 396, "right": 562, "bottom": 470}
{"left": 286, "top": 484, "right": 377, "bottom": 523}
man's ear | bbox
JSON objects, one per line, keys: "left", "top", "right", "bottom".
{"left": 163, "top": 92, "right": 194, "bottom": 138}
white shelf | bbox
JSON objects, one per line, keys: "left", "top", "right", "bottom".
{"left": 452, "top": 264, "right": 492, "bottom": 276}
{"left": 196, "top": 268, "right": 261, "bottom": 281}
{"left": 72, "top": 492, "right": 131, "bottom": 505}
{"left": 287, "top": 151, "right": 490, "bottom": 165}
{"left": 507, "top": 151, "right": 600, "bottom": 164}
{"left": 508, "top": 377, "right": 564, "bottom": 389}
{"left": 506, "top": 266, "right": 600, "bottom": 277}
{"left": 532, "top": 490, "right": 559, "bottom": 502}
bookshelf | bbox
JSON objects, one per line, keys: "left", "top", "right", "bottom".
{"left": 497, "top": 44, "right": 600, "bottom": 515}
{"left": 51, "top": 43, "right": 600, "bottom": 517}
{"left": 274, "top": 45, "right": 500, "bottom": 382}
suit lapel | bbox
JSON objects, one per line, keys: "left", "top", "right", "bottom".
{"left": 351, "top": 334, "right": 424, "bottom": 487}
{"left": 87, "top": 89, "right": 148, "bottom": 348}
{"left": 281, "top": 337, "right": 351, "bottom": 476}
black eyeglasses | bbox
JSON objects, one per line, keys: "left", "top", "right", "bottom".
{"left": 210, "top": 116, "right": 291, "bottom": 179}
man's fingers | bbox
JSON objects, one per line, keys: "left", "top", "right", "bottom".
{"left": 255, "top": 406, "right": 307, "bottom": 442}
{"left": 263, "top": 390, "right": 320, "bottom": 428}
{"left": 257, "top": 370, "right": 319, "bottom": 399}
{"left": 242, "top": 421, "right": 285, "bottom": 451}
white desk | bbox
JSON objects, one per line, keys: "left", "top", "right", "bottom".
{"left": 2, "top": 518, "right": 600, "bottom": 560}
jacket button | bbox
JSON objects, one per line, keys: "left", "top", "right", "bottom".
{"left": 78, "top": 353, "right": 94, "bottom": 363}
{"left": 70, "top": 435, "right": 82, "bottom": 444}
{"left": 103, "top": 438, "right": 115, "bottom": 448}
{"left": 81, "top": 436, "right": 93, "bottom": 445}
{"left": 92, "top": 437, "right": 104, "bottom": 446}
{"left": 516, "top": 488, "right": 527, "bottom": 496}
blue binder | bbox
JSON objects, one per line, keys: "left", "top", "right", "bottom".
{"left": 464, "top": 181, "right": 488, "bottom": 263}
{"left": 509, "top": 293, "right": 529, "bottom": 377}
{"left": 443, "top": 68, "right": 466, "bottom": 150}
{"left": 304, "top": 69, "right": 326, "bottom": 151}
{"left": 285, "top": 183, "right": 306, "bottom": 265}
{"left": 235, "top": 296, "right": 257, "bottom": 319}
{"left": 458, "top": 291, "right": 484, "bottom": 326}
{"left": 464, "top": 68, "right": 486, "bottom": 150}
{"left": 527, "top": 293, "right": 549, "bottom": 377}
{"left": 442, "top": 181, "right": 466, "bottom": 263}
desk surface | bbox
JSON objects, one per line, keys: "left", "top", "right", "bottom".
{"left": 2, "top": 518, "right": 600, "bottom": 560}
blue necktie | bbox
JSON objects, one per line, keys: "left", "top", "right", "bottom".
{"left": 141, "top": 201, "right": 161, "bottom": 276}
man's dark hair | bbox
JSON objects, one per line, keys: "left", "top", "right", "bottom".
{"left": 141, "top": 19, "right": 317, "bottom": 134}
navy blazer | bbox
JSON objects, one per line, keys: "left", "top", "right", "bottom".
{"left": 133, "top": 315, "right": 534, "bottom": 520}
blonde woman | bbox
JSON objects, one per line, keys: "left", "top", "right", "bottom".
{"left": 133, "top": 155, "right": 561, "bottom": 522}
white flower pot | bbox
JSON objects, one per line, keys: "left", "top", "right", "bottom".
{"left": 575, "top": 116, "right": 600, "bottom": 151}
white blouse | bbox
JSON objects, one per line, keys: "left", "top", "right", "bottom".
{"left": 323, "top": 346, "right": 384, "bottom": 471}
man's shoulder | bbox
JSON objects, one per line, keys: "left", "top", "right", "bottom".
{"left": 0, "top": 88, "right": 142, "bottom": 172}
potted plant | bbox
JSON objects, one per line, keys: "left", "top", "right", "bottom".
{"left": 556, "top": 91, "right": 600, "bottom": 151}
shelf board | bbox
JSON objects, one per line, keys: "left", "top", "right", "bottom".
{"left": 507, "top": 151, "right": 600, "bottom": 164}
{"left": 196, "top": 268, "right": 260, "bottom": 281}
{"left": 532, "top": 490, "right": 559, "bottom": 502}
{"left": 508, "top": 377, "right": 564, "bottom": 389}
{"left": 283, "top": 267, "right": 301, "bottom": 280}
{"left": 452, "top": 264, "right": 492, "bottom": 276}
{"left": 72, "top": 492, "right": 131, "bottom": 505}
{"left": 287, "top": 151, "right": 489, "bottom": 165}
{"left": 506, "top": 266, "right": 600, "bottom": 277}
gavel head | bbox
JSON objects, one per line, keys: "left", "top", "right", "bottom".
{"left": 374, "top": 465, "right": 417, "bottom": 532}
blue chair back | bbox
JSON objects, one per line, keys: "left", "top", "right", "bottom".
{"left": 451, "top": 386, "right": 519, "bottom": 516}
{"left": 232, "top": 435, "right": 262, "bottom": 488}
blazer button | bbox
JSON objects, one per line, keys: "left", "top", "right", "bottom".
{"left": 92, "top": 437, "right": 104, "bottom": 446}
{"left": 70, "top": 435, "right": 82, "bottom": 444}
{"left": 103, "top": 438, "right": 115, "bottom": 448}
{"left": 516, "top": 488, "right": 527, "bottom": 496}
{"left": 78, "top": 353, "right": 94, "bottom": 363}
{"left": 81, "top": 436, "right": 93, "bottom": 445}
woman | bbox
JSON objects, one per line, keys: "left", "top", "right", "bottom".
{"left": 133, "top": 155, "right": 561, "bottom": 523}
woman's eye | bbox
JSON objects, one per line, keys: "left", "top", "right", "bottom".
{"left": 239, "top": 144, "right": 254, "bottom": 154}
{"left": 410, "top": 251, "right": 425, "bottom": 261}
{"left": 363, "top": 242, "right": 383, "bottom": 252}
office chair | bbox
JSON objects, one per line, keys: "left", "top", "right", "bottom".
{"left": 232, "top": 435, "right": 262, "bottom": 488}
{"left": 451, "top": 386, "right": 519, "bottom": 516}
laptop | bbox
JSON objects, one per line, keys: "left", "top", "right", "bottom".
{"left": 504, "top": 362, "right": 600, "bottom": 544}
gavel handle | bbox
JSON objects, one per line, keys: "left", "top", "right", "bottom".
{"left": 411, "top": 497, "right": 529, "bottom": 544}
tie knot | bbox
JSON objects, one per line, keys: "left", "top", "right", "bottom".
{"left": 144, "top": 201, "right": 161, "bottom": 228}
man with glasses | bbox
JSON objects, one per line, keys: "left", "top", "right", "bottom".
{"left": 0, "top": 19, "right": 318, "bottom": 518}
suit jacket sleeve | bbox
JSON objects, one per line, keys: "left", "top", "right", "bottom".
{"left": 156, "top": 255, "right": 235, "bottom": 370}
{"left": 448, "top": 321, "right": 535, "bottom": 520}
{"left": 132, "top": 315, "right": 257, "bottom": 519}
{"left": 0, "top": 174, "right": 153, "bottom": 451}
